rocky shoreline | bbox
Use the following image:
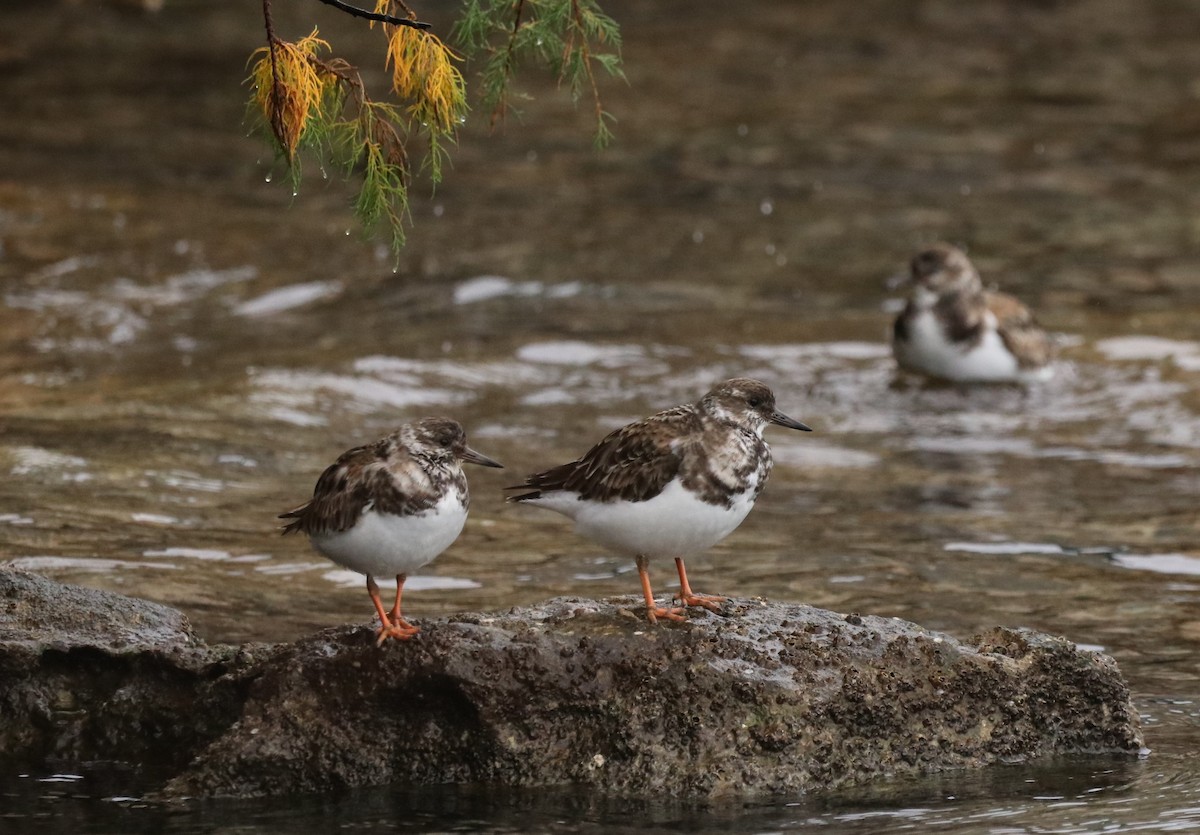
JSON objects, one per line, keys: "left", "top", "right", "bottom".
{"left": 0, "top": 568, "right": 1143, "bottom": 799}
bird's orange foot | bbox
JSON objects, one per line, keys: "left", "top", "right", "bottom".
{"left": 375, "top": 622, "right": 420, "bottom": 646}
{"left": 646, "top": 605, "right": 688, "bottom": 625}
{"left": 675, "top": 592, "right": 727, "bottom": 613}
{"left": 387, "top": 610, "right": 419, "bottom": 633}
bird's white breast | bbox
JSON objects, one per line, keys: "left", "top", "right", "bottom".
{"left": 524, "top": 476, "right": 760, "bottom": 558}
{"left": 309, "top": 490, "right": 467, "bottom": 578}
{"left": 895, "top": 308, "right": 1021, "bottom": 382}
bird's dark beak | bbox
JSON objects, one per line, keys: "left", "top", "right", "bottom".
{"left": 461, "top": 446, "right": 504, "bottom": 468}
{"left": 770, "top": 411, "right": 812, "bottom": 432}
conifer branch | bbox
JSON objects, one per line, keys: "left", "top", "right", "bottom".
{"left": 248, "top": 0, "right": 621, "bottom": 257}
{"left": 488, "top": 0, "right": 526, "bottom": 128}
{"left": 569, "top": 0, "right": 607, "bottom": 145}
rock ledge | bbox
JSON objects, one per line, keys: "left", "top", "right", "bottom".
{"left": 0, "top": 569, "right": 1143, "bottom": 799}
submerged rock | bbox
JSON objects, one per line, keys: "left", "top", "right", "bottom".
{"left": 0, "top": 569, "right": 1143, "bottom": 799}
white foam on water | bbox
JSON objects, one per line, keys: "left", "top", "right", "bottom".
{"left": 263, "top": 406, "right": 327, "bottom": 427}
{"left": 252, "top": 369, "right": 468, "bottom": 412}
{"left": 772, "top": 442, "right": 880, "bottom": 469}
{"left": 130, "top": 512, "right": 180, "bottom": 525}
{"left": 226, "top": 554, "right": 272, "bottom": 564}
{"left": 739, "top": 341, "right": 892, "bottom": 361}
{"left": 454, "top": 275, "right": 584, "bottom": 305}
{"left": 1094, "top": 336, "right": 1200, "bottom": 362}
{"left": 516, "top": 340, "right": 646, "bottom": 366}
{"left": 159, "top": 472, "right": 226, "bottom": 493}
{"left": 321, "top": 569, "right": 482, "bottom": 591}
{"left": 29, "top": 256, "right": 102, "bottom": 280}
{"left": 455, "top": 275, "right": 526, "bottom": 304}
{"left": 1038, "top": 447, "right": 1192, "bottom": 469}
{"left": 217, "top": 453, "right": 259, "bottom": 468}
{"left": 6, "top": 556, "right": 179, "bottom": 572}
{"left": 143, "top": 547, "right": 232, "bottom": 561}
{"left": 909, "top": 436, "right": 1037, "bottom": 456}
{"left": 944, "top": 542, "right": 1066, "bottom": 556}
{"left": 9, "top": 447, "right": 88, "bottom": 475}
{"left": 234, "top": 280, "right": 343, "bottom": 316}
{"left": 255, "top": 561, "right": 328, "bottom": 575}
{"left": 1112, "top": 553, "right": 1200, "bottom": 576}
{"left": 354, "top": 355, "right": 548, "bottom": 388}
{"left": 112, "top": 266, "right": 257, "bottom": 306}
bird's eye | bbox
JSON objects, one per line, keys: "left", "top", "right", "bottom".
{"left": 748, "top": 397, "right": 762, "bottom": 408}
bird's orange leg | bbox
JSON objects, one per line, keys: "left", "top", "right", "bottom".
{"left": 367, "top": 575, "right": 418, "bottom": 646}
{"left": 636, "top": 555, "right": 686, "bottom": 625}
{"left": 673, "top": 556, "right": 726, "bottom": 612}
{"left": 386, "top": 573, "right": 420, "bottom": 635}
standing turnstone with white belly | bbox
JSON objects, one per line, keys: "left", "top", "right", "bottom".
{"left": 892, "top": 243, "right": 1054, "bottom": 383}
{"left": 508, "top": 379, "right": 811, "bottom": 624}
{"left": 280, "top": 417, "right": 503, "bottom": 645}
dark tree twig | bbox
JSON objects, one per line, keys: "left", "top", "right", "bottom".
{"left": 314, "top": 0, "right": 431, "bottom": 29}
{"left": 262, "top": 0, "right": 288, "bottom": 155}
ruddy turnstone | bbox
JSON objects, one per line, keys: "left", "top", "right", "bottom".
{"left": 507, "top": 378, "right": 811, "bottom": 624}
{"left": 280, "top": 417, "right": 502, "bottom": 645}
{"left": 891, "top": 243, "right": 1054, "bottom": 383}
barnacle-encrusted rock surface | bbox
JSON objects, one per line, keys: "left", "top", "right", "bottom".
{"left": 0, "top": 568, "right": 1143, "bottom": 799}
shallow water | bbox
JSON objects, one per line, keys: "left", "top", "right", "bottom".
{"left": 2, "top": 0, "right": 1200, "bottom": 831}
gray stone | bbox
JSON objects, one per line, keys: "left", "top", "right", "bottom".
{"left": 0, "top": 568, "right": 265, "bottom": 772}
{"left": 0, "top": 569, "right": 1143, "bottom": 799}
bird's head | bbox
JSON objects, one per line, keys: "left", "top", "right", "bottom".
{"left": 406, "top": 417, "right": 503, "bottom": 468}
{"left": 699, "top": 378, "right": 811, "bottom": 435}
{"left": 906, "top": 243, "right": 982, "bottom": 297}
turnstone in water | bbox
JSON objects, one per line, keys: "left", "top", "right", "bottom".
{"left": 280, "top": 417, "right": 503, "bottom": 645}
{"left": 507, "top": 379, "right": 811, "bottom": 624}
{"left": 891, "top": 243, "right": 1054, "bottom": 383}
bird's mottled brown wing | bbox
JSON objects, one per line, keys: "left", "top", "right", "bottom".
{"left": 935, "top": 292, "right": 987, "bottom": 344}
{"left": 509, "top": 406, "right": 700, "bottom": 503}
{"left": 987, "top": 291, "right": 1053, "bottom": 368}
{"left": 280, "top": 440, "right": 442, "bottom": 536}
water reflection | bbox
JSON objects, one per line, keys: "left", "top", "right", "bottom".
{"left": 8, "top": 755, "right": 1200, "bottom": 834}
